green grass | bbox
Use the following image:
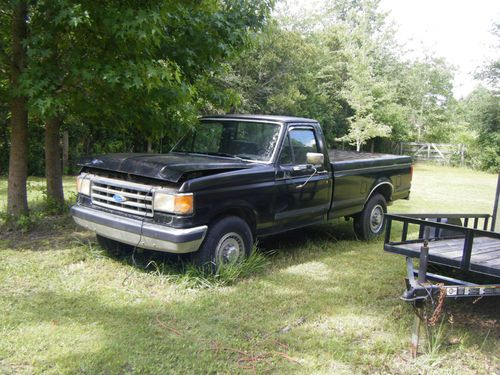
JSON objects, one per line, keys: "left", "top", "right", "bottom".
{"left": 0, "top": 164, "right": 499, "bottom": 374}
{"left": 0, "top": 176, "right": 77, "bottom": 210}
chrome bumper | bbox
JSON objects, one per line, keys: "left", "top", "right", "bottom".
{"left": 71, "top": 205, "right": 207, "bottom": 253}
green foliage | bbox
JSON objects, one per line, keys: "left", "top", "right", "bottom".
{"left": 222, "top": 0, "right": 458, "bottom": 153}
{"left": 0, "top": 0, "right": 496, "bottom": 176}
{"left": 222, "top": 24, "right": 319, "bottom": 114}
{"left": 1, "top": 210, "right": 45, "bottom": 232}
{"left": 0, "top": 0, "right": 274, "bottom": 176}
{"left": 451, "top": 86, "right": 500, "bottom": 171}
{"left": 336, "top": 15, "right": 393, "bottom": 150}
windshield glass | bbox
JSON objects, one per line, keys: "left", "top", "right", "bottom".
{"left": 172, "top": 120, "right": 281, "bottom": 162}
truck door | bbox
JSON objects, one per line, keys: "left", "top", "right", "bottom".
{"left": 274, "top": 126, "right": 332, "bottom": 229}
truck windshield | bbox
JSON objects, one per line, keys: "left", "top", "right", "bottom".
{"left": 172, "top": 120, "right": 281, "bottom": 162}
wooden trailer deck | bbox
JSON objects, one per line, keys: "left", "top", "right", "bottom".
{"left": 384, "top": 214, "right": 500, "bottom": 280}
{"left": 387, "top": 236, "right": 500, "bottom": 278}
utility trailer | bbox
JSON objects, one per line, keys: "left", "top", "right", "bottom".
{"left": 383, "top": 173, "right": 500, "bottom": 357}
{"left": 384, "top": 213, "right": 500, "bottom": 302}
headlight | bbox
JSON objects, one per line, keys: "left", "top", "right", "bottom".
{"left": 153, "top": 191, "right": 193, "bottom": 215}
{"left": 76, "top": 173, "right": 92, "bottom": 196}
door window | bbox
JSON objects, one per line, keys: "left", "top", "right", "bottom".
{"left": 279, "top": 128, "right": 319, "bottom": 165}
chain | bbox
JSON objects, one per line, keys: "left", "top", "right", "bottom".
{"left": 427, "top": 284, "right": 446, "bottom": 326}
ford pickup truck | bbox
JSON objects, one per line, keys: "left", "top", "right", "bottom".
{"left": 71, "top": 114, "right": 412, "bottom": 270}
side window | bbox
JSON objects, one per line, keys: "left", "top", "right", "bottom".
{"left": 289, "top": 129, "right": 318, "bottom": 165}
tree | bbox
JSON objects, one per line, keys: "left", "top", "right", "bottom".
{"left": 1, "top": 0, "right": 273, "bottom": 214}
{"left": 3, "top": 1, "right": 29, "bottom": 217}
{"left": 332, "top": 0, "right": 392, "bottom": 150}
{"left": 338, "top": 50, "right": 392, "bottom": 151}
{"left": 221, "top": 24, "right": 318, "bottom": 114}
{"left": 458, "top": 87, "right": 499, "bottom": 171}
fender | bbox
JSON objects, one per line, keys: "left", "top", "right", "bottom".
{"left": 366, "top": 179, "right": 394, "bottom": 204}
{"left": 207, "top": 198, "right": 259, "bottom": 231}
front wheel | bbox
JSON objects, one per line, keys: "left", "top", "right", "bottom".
{"left": 191, "top": 216, "right": 253, "bottom": 273}
{"left": 353, "top": 194, "right": 387, "bottom": 240}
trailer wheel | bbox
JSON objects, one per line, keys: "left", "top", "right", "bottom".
{"left": 353, "top": 194, "right": 387, "bottom": 240}
{"left": 96, "top": 234, "right": 134, "bottom": 255}
{"left": 191, "top": 216, "right": 253, "bottom": 273}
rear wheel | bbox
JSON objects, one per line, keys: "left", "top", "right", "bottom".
{"left": 191, "top": 216, "right": 253, "bottom": 273}
{"left": 353, "top": 194, "right": 387, "bottom": 240}
{"left": 96, "top": 234, "right": 134, "bottom": 255}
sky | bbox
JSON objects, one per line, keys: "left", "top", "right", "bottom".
{"left": 379, "top": 0, "right": 499, "bottom": 98}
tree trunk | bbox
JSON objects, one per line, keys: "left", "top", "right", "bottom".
{"left": 45, "top": 116, "right": 65, "bottom": 207}
{"left": 7, "top": 1, "right": 29, "bottom": 217}
{"left": 62, "top": 130, "right": 69, "bottom": 173}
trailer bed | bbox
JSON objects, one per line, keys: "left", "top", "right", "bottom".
{"left": 388, "top": 236, "right": 500, "bottom": 277}
{"left": 384, "top": 213, "right": 500, "bottom": 279}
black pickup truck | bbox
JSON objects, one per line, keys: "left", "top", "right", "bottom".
{"left": 71, "top": 115, "right": 412, "bottom": 270}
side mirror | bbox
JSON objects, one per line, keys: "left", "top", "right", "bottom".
{"left": 306, "top": 152, "right": 324, "bottom": 167}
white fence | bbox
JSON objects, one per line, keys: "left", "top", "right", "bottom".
{"left": 399, "top": 142, "right": 465, "bottom": 166}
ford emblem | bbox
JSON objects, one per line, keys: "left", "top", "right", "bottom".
{"left": 112, "top": 194, "right": 126, "bottom": 203}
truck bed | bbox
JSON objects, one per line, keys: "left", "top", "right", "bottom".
{"left": 329, "top": 150, "right": 412, "bottom": 171}
{"left": 327, "top": 150, "right": 412, "bottom": 219}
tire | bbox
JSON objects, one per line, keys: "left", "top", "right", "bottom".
{"left": 191, "top": 216, "right": 253, "bottom": 273}
{"left": 353, "top": 193, "right": 387, "bottom": 240}
{"left": 96, "top": 234, "right": 134, "bottom": 255}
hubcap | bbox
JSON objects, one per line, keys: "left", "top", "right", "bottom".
{"left": 216, "top": 232, "right": 245, "bottom": 266}
{"left": 370, "top": 204, "right": 384, "bottom": 233}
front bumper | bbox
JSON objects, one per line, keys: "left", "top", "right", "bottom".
{"left": 71, "top": 205, "right": 207, "bottom": 253}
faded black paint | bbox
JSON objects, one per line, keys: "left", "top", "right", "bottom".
{"left": 76, "top": 115, "right": 412, "bottom": 239}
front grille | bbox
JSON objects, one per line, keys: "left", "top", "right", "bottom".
{"left": 91, "top": 177, "right": 155, "bottom": 217}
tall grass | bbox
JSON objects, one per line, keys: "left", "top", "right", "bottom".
{"left": 110, "top": 245, "right": 272, "bottom": 289}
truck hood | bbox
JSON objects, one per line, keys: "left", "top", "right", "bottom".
{"left": 78, "top": 152, "right": 255, "bottom": 183}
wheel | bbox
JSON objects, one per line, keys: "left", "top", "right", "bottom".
{"left": 96, "top": 234, "right": 134, "bottom": 255}
{"left": 353, "top": 193, "right": 387, "bottom": 240}
{"left": 191, "top": 216, "right": 253, "bottom": 273}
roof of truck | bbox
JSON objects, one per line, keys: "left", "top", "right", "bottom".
{"left": 201, "top": 114, "right": 318, "bottom": 124}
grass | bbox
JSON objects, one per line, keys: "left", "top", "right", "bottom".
{"left": 0, "top": 176, "right": 78, "bottom": 231}
{"left": 0, "top": 164, "right": 499, "bottom": 374}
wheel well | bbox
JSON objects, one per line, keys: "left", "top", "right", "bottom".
{"left": 210, "top": 208, "right": 257, "bottom": 239}
{"left": 368, "top": 182, "right": 392, "bottom": 204}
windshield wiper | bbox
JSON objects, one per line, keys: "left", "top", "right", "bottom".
{"left": 203, "top": 152, "right": 245, "bottom": 160}
{"left": 174, "top": 151, "right": 245, "bottom": 161}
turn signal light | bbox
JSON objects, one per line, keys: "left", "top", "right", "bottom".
{"left": 153, "top": 191, "right": 194, "bottom": 215}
